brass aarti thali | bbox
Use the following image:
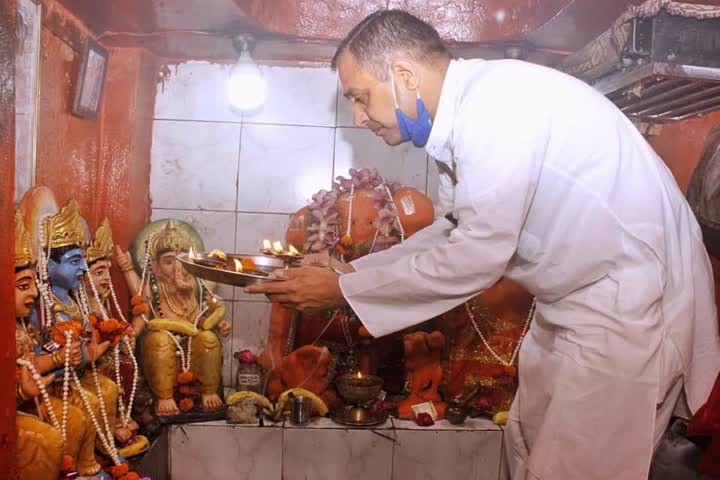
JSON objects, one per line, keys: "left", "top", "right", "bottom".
{"left": 177, "top": 252, "right": 286, "bottom": 287}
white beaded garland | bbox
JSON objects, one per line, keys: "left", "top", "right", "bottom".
{"left": 465, "top": 298, "right": 536, "bottom": 367}
{"left": 383, "top": 185, "right": 405, "bottom": 243}
{"left": 71, "top": 370, "right": 121, "bottom": 466}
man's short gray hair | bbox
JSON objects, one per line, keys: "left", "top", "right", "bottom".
{"left": 331, "top": 10, "right": 450, "bottom": 81}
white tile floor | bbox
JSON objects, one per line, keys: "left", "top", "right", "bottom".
{"left": 169, "top": 417, "right": 505, "bottom": 480}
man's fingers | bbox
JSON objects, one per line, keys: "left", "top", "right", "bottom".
{"left": 245, "top": 279, "right": 294, "bottom": 294}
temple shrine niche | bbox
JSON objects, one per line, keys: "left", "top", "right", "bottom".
{"left": 246, "top": 168, "right": 535, "bottom": 427}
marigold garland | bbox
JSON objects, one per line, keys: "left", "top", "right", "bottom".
{"left": 51, "top": 320, "right": 84, "bottom": 344}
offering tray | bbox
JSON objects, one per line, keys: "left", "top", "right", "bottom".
{"left": 177, "top": 252, "right": 286, "bottom": 287}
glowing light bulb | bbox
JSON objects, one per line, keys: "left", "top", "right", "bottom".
{"left": 228, "top": 49, "right": 267, "bottom": 114}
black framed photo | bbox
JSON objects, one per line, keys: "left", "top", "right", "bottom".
{"left": 72, "top": 38, "right": 108, "bottom": 118}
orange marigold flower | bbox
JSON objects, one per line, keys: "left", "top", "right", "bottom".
{"left": 358, "top": 326, "right": 372, "bottom": 338}
{"left": 130, "top": 295, "right": 144, "bottom": 306}
{"left": 177, "top": 371, "right": 194, "bottom": 385}
{"left": 179, "top": 397, "right": 194, "bottom": 412}
{"left": 98, "top": 318, "right": 128, "bottom": 345}
{"left": 88, "top": 314, "right": 100, "bottom": 328}
{"left": 340, "top": 235, "right": 353, "bottom": 247}
{"left": 61, "top": 455, "right": 75, "bottom": 471}
{"left": 119, "top": 473, "right": 140, "bottom": 480}
{"left": 110, "top": 463, "right": 129, "bottom": 478}
{"left": 178, "top": 385, "right": 193, "bottom": 395}
{"left": 240, "top": 257, "right": 257, "bottom": 272}
{"left": 131, "top": 304, "right": 150, "bottom": 316}
{"left": 52, "top": 320, "right": 84, "bottom": 344}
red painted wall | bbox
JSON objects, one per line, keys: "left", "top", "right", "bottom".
{"left": 0, "top": 2, "right": 17, "bottom": 477}
{"left": 650, "top": 112, "right": 720, "bottom": 195}
{"left": 36, "top": 0, "right": 157, "bottom": 296}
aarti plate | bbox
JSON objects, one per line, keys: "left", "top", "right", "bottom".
{"left": 177, "top": 252, "right": 286, "bottom": 287}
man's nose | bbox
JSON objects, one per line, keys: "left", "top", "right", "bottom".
{"left": 79, "top": 260, "right": 88, "bottom": 273}
{"left": 28, "top": 282, "right": 38, "bottom": 300}
{"left": 353, "top": 104, "right": 369, "bottom": 128}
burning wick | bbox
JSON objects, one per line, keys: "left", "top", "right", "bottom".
{"left": 356, "top": 371, "right": 363, "bottom": 379}
{"left": 188, "top": 246, "right": 196, "bottom": 260}
{"left": 261, "top": 239, "right": 273, "bottom": 254}
{"left": 272, "top": 241, "right": 284, "bottom": 255}
{"left": 287, "top": 244, "right": 301, "bottom": 257}
{"left": 233, "top": 258, "right": 243, "bottom": 272}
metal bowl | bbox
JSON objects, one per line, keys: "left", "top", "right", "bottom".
{"left": 335, "top": 373, "right": 383, "bottom": 404}
{"left": 177, "top": 252, "right": 286, "bottom": 287}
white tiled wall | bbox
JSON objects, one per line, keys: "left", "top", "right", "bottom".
{"left": 151, "top": 61, "right": 438, "bottom": 388}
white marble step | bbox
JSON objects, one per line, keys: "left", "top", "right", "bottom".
{"left": 168, "top": 417, "right": 504, "bottom": 480}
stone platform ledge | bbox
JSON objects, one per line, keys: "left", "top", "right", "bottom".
{"left": 169, "top": 417, "right": 506, "bottom": 480}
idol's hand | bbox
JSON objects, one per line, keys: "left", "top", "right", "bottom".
{"left": 216, "top": 320, "right": 231, "bottom": 337}
{"left": 58, "top": 341, "right": 83, "bottom": 368}
{"left": 19, "top": 364, "right": 55, "bottom": 399}
{"left": 86, "top": 340, "right": 111, "bottom": 362}
{"left": 114, "top": 245, "right": 134, "bottom": 272}
{"left": 244, "top": 266, "right": 346, "bottom": 312}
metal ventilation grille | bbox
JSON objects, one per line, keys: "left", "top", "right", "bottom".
{"left": 593, "top": 62, "right": 720, "bottom": 122}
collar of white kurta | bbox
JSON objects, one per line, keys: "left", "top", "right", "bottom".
{"left": 425, "top": 58, "right": 474, "bottom": 165}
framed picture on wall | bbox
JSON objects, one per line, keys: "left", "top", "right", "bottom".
{"left": 72, "top": 38, "right": 108, "bottom": 118}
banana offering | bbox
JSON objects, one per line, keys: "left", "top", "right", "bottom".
{"left": 147, "top": 318, "right": 199, "bottom": 336}
{"left": 117, "top": 435, "right": 150, "bottom": 458}
{"left": 273, "top": 388, "right": 329, "bottom": 421}
{"left": 493, "top": 411, "right": 509, "bottom": 426}
{"left": 201, "top": 304, "right": 226, "bottom": 330}
{"left": 226, "top": 391, "right": 274, "bottom": 416}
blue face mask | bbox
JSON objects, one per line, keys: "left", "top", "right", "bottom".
{"left": 391, "top": 72, "right": 432, "bottom": 148}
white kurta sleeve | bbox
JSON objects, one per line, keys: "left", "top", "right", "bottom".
{"left": 339, "top": 93, "right": 549, "bottom": 337}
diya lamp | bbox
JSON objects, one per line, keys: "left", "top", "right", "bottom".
{"left": 333, "top": 370, "right": 386, "bottom": 426}
{"left": 259, "top": 239, "right": 303, "bottom": 267}
{"left": 188, "top": 247, "right": 226, "bottom": 269}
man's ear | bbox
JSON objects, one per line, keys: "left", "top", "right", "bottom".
{"left": 390, "top": 58, "right": 420, "bottom": 91}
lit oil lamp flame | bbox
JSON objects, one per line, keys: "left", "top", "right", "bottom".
{"left": 288, "top": 244, "right": 301, "bottom": 256}
{"left": 356, "top": 371, "right": 363, "bottom": 379}
{"left": 272, "top": 241, "right": 284, "bottom": 254}
{"left": 233, "top": 258, "right": 243, "bottom": 272}
{"left": 188, "top": 246, "right": 196, "bottom": 260}
{"left": 209, "top": 249, "right": 227, "bottom": 261}
{"left": 262, "top": 239, "right": 272, "bottom": 251}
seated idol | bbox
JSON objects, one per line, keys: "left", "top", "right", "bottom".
{"left": 83, "top": 218, "right": 146, "bottom": 453}
{"left": 118, "top": 220, "right": 231, "bottom": 416}
{"left": 33, "top": 200, "right": 128, "bottom": 461}
{"left": 14, "top": 212, "right": 104, "bottom": 480}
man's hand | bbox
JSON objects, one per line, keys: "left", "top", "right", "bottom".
{"left": 301, "top": 251, "right": 355, "bottom": 274}
{"left": 244, "top": 266, "right": 346, "bottom": 312}
{"left": 301, "top": 250, "right": 331, "bottom": 267}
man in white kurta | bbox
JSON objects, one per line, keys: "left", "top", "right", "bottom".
{"left": 247, "top": 10, "right": 720, "bottom": 479}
